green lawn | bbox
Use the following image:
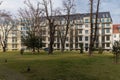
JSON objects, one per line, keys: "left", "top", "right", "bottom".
{"left": 0, "top": 51, "right": 119, "bottom": 80}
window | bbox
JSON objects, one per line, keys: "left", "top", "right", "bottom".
{"left": 54, "top": 44, "right": 56, "bottom": 47}
{"left": 12, "top": 44, "right": 17, "bottom": 48}
{"left": 97, "top": 19, "right": 100, "bottom": 23}
{"left": 66, "top": 44, "right": 69, "bottom": 47}
{"left": 42, "top": 37, "right": 46, "bottom": 41}
{"left": 102, "top": 24, "right": 105, "bottom": 27}
{"left": 79, "top": 36, "right": 82, "bottom": 41}
{"left": 101, "top": 19, "right": 104, "bottom": 22}
{"left": 61, "top": 20, "right": 65, "bottom": 25}
{"left": 92, "top": 29, "right": 95, "bottom": 33}
{"left": 85, "top": 30, "right": 89, "bottom": 34}
{"left": 85, "top": 36, "right": 88, "bottom": 41}
{"left": 79, "top": 25, "right": 82, "bottom": 28}
{"left": 85, "top": 24, "right": 89, "bottom": 27}
{"left": 76, "top": 25, "right": 78, "bottom": 29}
{"left": 42, "top": 43, "right": 46, "bottom": 47}
{"left": 85, "top": 19, "right": 89, "bottom": 23}
{"left": 85, "top": 43, "right": 88, "bottom": 47}
{"left": 107, "top": 18, "right": 110, "bottom": 22}
{"left": 12, "top": 31, "right": 17, "bottom": 36}
{"left": 79, "top": 29, "right": 82, "bottom": 34}
{"left": 106, "top": 24, "right": 110, "bottom": 27}
{"left": 92, "top": 19, "right": 94, "bottom": 23}
{"left": 106, "top": 43, "right": 110, "bottom": 47}
{"left": 114, "top": 35, "right": 116, "bottom": 38}
{"left": 106, "top": 29, "right": 110, "bottom": 33}
{"left": 106, "top": 36, "right": 110, "bottom": 41}
{"left": 102, "top": 36, "right": 105, "bottom": 42}
{"left": 12, "top": 37, "right": 17, "bottom": 43}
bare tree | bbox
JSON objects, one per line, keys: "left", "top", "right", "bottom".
{"left": 41, "top": 0, "right": 60, "bottom": 54}
{"left": 18, "top": 0, "right": 43, "bottom": 53}
{"left": 0, "top": 11, "right": 16, "bottom": 52}
{"left": 89, "top": 0, "right": 101, "bottom": 55}
{"left": 58, "top": 0, "right": 75, "bottom": 52}
{"left": 89, "top": 0, "right": 93, "bottom": 56}
{"left": 93, "top": 0, "right": 100, "bottom": 46}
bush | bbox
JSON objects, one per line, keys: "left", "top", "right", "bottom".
{"left": 80, "top": 43, "right": 83, "bottom": 54}
{"left": 20, "top": 48, "right": 25, "bottom": 55}
{"left": 98, "top": 47, "right": 103, "bottom": 54}
{"left": 112, "top": 41, "right": 120, "bottom": 63}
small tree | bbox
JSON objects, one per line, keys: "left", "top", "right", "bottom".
{"left": 112, "top": 41, "right": 120, "bottom": 64}
{"left": 22, "top": 32, "right": 42, "bottom": 54}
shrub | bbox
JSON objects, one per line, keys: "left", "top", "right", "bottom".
{"left": 98, "top": 47, "right": 103, "bottom": 54}
{"left": 112, "top": 41, "right": 120, "bottom": 63}
{"left": 80, "top": 43, "right": 83, "bottom": 54}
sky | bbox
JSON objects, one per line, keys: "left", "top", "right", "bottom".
{"left": 0, "top": 0, "right": 120, "bottom": 24}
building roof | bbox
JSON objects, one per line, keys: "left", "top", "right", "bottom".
{"left": 82, "top": 12, "right": 111, "bottom": 18}
{"left": 113, "top": 24, "right": 120, "bottom": 33}
{"left": 55, "top": 12, "right": 112, "bottom": 21}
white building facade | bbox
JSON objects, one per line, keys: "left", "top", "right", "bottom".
{"left": 40, "top": 12, "right": 113, "bottom": 51}
{"left": 0, "top": 12, "right": 113, "bottom": 51}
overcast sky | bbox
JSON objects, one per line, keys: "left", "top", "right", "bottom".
{"left": 0, "top": 0, "right": 120, "bottom": 24}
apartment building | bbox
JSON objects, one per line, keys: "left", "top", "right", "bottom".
{"left": 0, "top": 25, "right": 21, "bottom": 51}
{"left": 41, "top": 12, "right": 113, "bottom": 51}
{"left": 112, "top": 24, "right": 120, "bottom": 44}
{"left": 1, "top": 12, "right": 112, "bottom": 51}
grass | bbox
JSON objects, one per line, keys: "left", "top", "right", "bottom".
{"left": 0, "top": 51, "right": 119, "bottom": 80}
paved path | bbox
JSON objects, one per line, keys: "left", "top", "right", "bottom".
{"left": 0, "top": 65, "right": 27, "bottom": 80}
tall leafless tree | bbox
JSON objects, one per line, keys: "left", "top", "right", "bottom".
{"left": 0, "top": 11, "right": 16, "bottom": 52}
{"left": 89, "top": 0, "right": 101, "bottom": 55}
{"left": 89, "top": 0, "right": 93, "bottom": 56}
{"left": 18, "top": 0, "right": 43, "bottom": 53}
{"left": 58, "top": 0, "right": 75, "bottom": 52}
{"left": 93, "top": 0, "right": 100, "bottom": 45}
{"left": 41, "top": 0, "right": 60, "bottom": 54}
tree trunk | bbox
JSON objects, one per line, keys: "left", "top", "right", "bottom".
{"left": 61, "top": 43, "right": 65, "bottom": 53}
{"left": 115, "top": 54, "right": 118, "bottom": 64}
{"left": 37, "top": 49, "right": 40, "bottom": 53}
{"left": 32, "top": 48, "right": 35, "bottom": 54}
{"left": 93, "top": 0, "right": 100, "bottom": 47}
{"left": 48, "top": 22, "right": 55, "bottom": 54}
{"left": 48, "top": 42, "right": 53, "bottom": 54}
{"left": 89, "top": 0, "right": 93, "bottom": 56}
{"left": 3, "top": 46, "right": 6, "bottom": 52}
{"left": 48, "top": 36, "right": 54, "bottom": 54}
